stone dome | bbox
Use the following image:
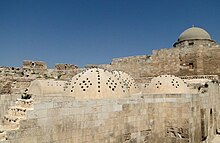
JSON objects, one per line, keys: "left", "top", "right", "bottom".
{"left": 28, "top": 79, "right": 66, "bottom": 95}
{"left": 63, "top": 68, "right": 131, "bottom": 99}
{"left": 112, "top": 70, "right": 140, "bottom": 95}
{"left": 177, "top": 27, "right": 211, "bottom": 42}
{"left": 143, "top": 75, "right": 189, "bottom": 94}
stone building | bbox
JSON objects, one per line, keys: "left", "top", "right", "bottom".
{"left": 0, "top": 26, "right": 220, "bottom": 143}
{"left": 100, "top": 26, "right": 220, "bottom": 83}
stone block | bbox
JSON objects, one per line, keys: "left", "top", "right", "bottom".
{"left": 26, "top": 109, "right": 47, "bottom": 119}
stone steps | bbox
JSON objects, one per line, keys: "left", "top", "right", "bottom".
{"left": 15, "top": 99, "right": 33, "bottom": 109}
{"left": 2, "top": 115, "right": 20, "bottom": 130}
{"left": 7, "top": 106, "right": 27, "bottom": 118}
{"left": 0, "top": 98, "right": 34, "bottom": 141}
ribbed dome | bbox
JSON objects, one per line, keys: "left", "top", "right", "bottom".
{"left": 177, "top": 27, "right": 211, "bottom": 42}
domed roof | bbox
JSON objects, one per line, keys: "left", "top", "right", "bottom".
{"left": 177, "top": 27, "right": 211, "bottom": 42}
{"left": 28, "top": 79, "right": 66, "bottom": 95}
{"left": 143, "top": 75, "right": 189, "bottom": 94}
{"left": 112, "top": 70, "right": 140, "bottom": 95}
{"left": 64, "top": 68, "right": 132, "bottom": 99}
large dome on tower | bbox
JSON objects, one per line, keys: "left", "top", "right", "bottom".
{"left": 177, "top": 27, "right": 211, "bottom": 42}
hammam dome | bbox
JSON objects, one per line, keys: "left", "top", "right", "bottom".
{"left": 143, "top": 75, "right": 189, "bottom": 94}
{"left": 64, "top": 68, "right": 133, "bottom": 99}
{"left": 112, "top": 70, "right": 140, "bottom": 95}
{"left": 28, "top": 79, "right": 66, "bottom": 95}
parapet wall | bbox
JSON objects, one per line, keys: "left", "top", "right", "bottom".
{"left": 0, "top": 80, "right": 219, "bottom": 143}
{"left": 2, "top": 92, "right": 216, "bottom": 143}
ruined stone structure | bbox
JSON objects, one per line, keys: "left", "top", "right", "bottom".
{"left": 22, "top": 60, "right": 47, "bottom": 76}
{"left": 53, "top": 64, "right": 78, "bottom": 80}
{"left": 0, "top": 26, "right": 220, "bottom": 143}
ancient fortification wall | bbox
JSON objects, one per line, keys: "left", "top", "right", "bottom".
{"left": 102, "top": 43, "right": 220, "bottom": 83}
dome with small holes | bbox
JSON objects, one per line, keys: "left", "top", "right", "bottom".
{"left": 112, "top": 70, "right": 140, "bottom": 94}
{"left": 28, "top": 79, "right": 66, "bottom": 95}
{"left": 143, "top": 75, "right": 189, "bottom": 94}
{"left": 63, "top": 68, "right": 130, "bottom": 99}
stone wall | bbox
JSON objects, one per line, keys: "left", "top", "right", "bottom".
{"left": 106, "top": 48, "right": 181, "bottom": 81}
{"left": 203, "top": 47, "right": 220, "bottom": 77}
{"left": 2, "top": 95, "right": 190, "bottom": 143}
{"left": 103, "top": 44, "right": 220, "bottom": 83}
{"left": 0, "top": 82, "right": 218, "bottom": 143}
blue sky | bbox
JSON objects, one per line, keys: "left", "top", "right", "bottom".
{"left": 0, "top": 0, "right": 220, "bottom": 68}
